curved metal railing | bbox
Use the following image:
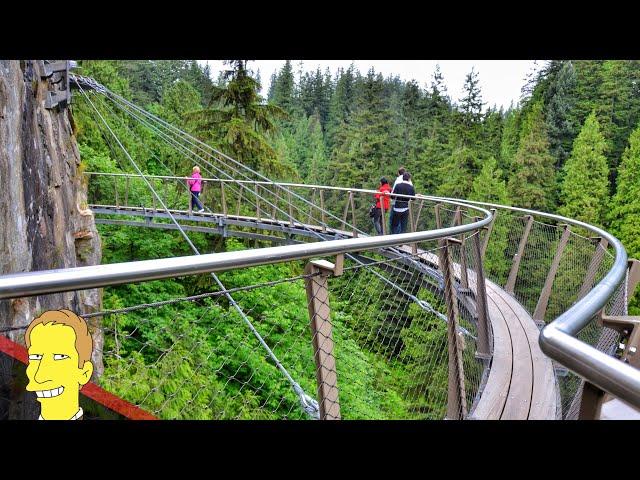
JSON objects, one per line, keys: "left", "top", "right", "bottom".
{"left": 78, "top": 173, "right": 640, "bottom": 414}
{"left": 2, "top": 171, "right": 638, "bottom": 417}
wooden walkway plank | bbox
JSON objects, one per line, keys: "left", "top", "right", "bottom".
{"left": 471, "top": 295, "right": 513, "bottom": 419}
{"left": 489, "top": 284, "right": 557, "bottom": 419}
{"left": 487, "top": 288, "right": 533, "bottom": 419}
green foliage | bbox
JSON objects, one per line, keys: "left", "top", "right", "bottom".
{"left": 73, "top": 58, "right": 640, "bottom": 418}
{"left": 507, "top": 101, "right": 556, "bottom": 210}
{"left": 558, "top": 112, "right": 610, "bottom": 225}
{"left": 470, "top": 156, "right": 509, "bottom": 204}
{"left": 610, "top": 124, "right": 640, "bottom": 313}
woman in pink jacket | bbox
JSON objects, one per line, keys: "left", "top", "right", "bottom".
{"left": 187, "top": 166, "right": 205, "bottom": 212}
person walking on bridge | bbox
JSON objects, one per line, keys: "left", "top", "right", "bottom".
{"left": 372, "top": 177, "right": 392, "bottom": 235}
{"left": 188, "top": 166, "right": 205, "bottom": 213}
{"left": 389, "top": 167, "right": 411, "bottom": 234}
{"left": 390, "top": 172, "right": 415, "bottom": 234}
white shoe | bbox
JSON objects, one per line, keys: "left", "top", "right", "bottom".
{"left": 198, "top": 208, "right": 205, "bottom": 213}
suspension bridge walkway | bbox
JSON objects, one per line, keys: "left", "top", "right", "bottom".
{"left": 1, "top": 64, "right": 639, "bottom": 420}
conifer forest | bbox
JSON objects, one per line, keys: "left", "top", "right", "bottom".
{"left": 72, "top": 60, "right": 640, "bottom": 418}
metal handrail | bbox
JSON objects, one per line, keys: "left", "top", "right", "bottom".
{"left": 0, "top": 199, "right": 492, "bottom": 299}
{"left": 83, "top": 171, "right": 436, "bottom": 202}
{"left": 5, "top": 174, "right": 640, "bottom": 410}
{"left": 422, "top": 195, "right": 640, "bottom": 409}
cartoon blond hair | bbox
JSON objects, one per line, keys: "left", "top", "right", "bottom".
{"left": 25, "top": 309, "right": 93, "bottom": 369}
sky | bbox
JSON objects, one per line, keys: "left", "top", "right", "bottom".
{"left": 199, "top": 60, "right": 546, "bottom": 111}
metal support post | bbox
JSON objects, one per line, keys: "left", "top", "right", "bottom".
{"left": 319, "top": 190, "right": 327, "bottom": 233}
{"left": 438, "top": 238, "right": 467, "bottom": 419}
{"left": 505, "top": 215, "right": 534, "bottom": 294}
{"left": 471, "top": 232, "right": 491, "bottom": 359}
{"left": 220, "top": 182, "right": 227, "bottom": 218}
{"left": 304, "top": 259, "right": 342, "bottom": 420}
{"left": 481, "top": 208, "right": 497, "bottom": 260}
{"left": 533, "top": 224, "right": 571, "bottom": 324}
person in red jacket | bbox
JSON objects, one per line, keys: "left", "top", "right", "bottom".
{"left": 372, "top": 177, "right": 392, "bottom": 235}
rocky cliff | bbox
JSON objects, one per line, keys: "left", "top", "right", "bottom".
{"left": 0, "top": 61, "right": 103, "bottom": 417}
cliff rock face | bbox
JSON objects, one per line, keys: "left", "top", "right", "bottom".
{"left": 0, "top": 61, "right": 103, "bottom": 417}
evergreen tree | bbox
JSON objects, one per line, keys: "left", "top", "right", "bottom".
{"left": 558, "top": 112, "right": 609, "bottom": 225}
{"left": 326, "top": 65, "right": 356, "bottom": 152}
{"left": 545, "top": 60, "right": 577, "bottom": 168}
{"left": 507, "top": 101, "right": 556, "bottom": 210}
{"left": 456, "top": 67, "right": 484, "bottom": 149}
{"left": 470, "top": 156, "right": 509, "bottom": 204}
{"left": 268, "top": 60, "right": 296, "bottom": 116}
{"left": 191, "top": 60, "right": 289, "bottom": 177}
{"left": 499, "top": 104, "right": 521, "bottom": 174}
{"left": 610, "top": 124, "right": 640, "bottom": 279}
{"left": 329, "top": 69, "right": 395, "bottom": 190}
{"left": 596, "top": 60, "right": 640, "bottom": 186}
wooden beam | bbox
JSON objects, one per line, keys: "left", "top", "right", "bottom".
{"left": 305, "top": 260, "right": 341, "bottom": 420}
{"left": 505, "top": 215, "right": 534, "bottom": 295}
{"left": 438, "top": 238, "right": 468, "bottom": 419}
{"left": 577, "top": 238, "right": 608, "bottom": 301}
{"left": 481, "top": 208, "right": 497, "bottom": 260}
{"left": 533, "top": 224, "right": 571, "bottom": 324}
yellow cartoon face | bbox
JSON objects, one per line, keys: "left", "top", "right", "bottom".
{"left": 25, "top": 322, "right": 93, "bottom": 420}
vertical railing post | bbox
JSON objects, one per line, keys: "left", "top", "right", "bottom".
{"left": 451, "top": 206, "right": 461, "bottom": 227}
{"left": 481, "top": 208, "right": 497, "bottom": 260}
{"left": 438, "top": 238, "right": 467, "bottom": 420}
{"left": 578, "top": 237, "right": 609, "bottom": 300}
{"left": 152, "top": 180, "right": 157, "bottom": 212}
{"left": 349, "top": 191, "right": 357, "bottom": 238}
{"left": 413, "top": 198, "right": 424, "bottom": 231}
{"left": 236, "top": 183, "right": 244, "bottom": 217}
{"left": 435, "top": 203, "right": 442, "bottom": 229}
{"left": 271, "top": 185, "right": 278, "bottom": 220}
{"left": 124, "top": 175, "right": 129, "bottom": 207}
{"left": 220, "top": 182, "right": 227, "bottom": 218}
{"left": 471, "top": 228, "right": 491, "bottom": 359}
{"left": 408, "top": 201, "right": 417, "bottom": 254}
{"left": 288, "top": 191, "right": 294, "bottom": 228}
{"left": 533, "top": 224, "right": 571, "bottom": 324}
{"left": 319, "top": 189, "right": 327, "bottom": 233}
{"left": 505, "top": 215, "right": 534, "bottom": 294}
{"left": 578, "top": 381, "right": 606, "bottom": 420}
{"left": 114, "top": 176, "right": 119, "bottom": 208}
{"left": 304, "top": 259, "right": 342, "bottom": 420}
{"left": 460, "top": 234, "right": 469, "bottom": 289}
{"left": 255, "top": 185, "right": 261, "bottom": 222}
{"left": 342, "top": 191, "right": 352, "bottom": 232}
{"left": 163, "top": 178, "right": 168, "bottom": 207}
{"left": 307, "top": 188, "right": 316, "bottom": 225}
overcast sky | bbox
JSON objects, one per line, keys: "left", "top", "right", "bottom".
{"left": 199, "top": 60, "right": 545, "bottom": 111}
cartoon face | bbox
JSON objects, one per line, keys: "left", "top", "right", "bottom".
{"left": 25, "top": 322, "right": 93, "bottom": 419}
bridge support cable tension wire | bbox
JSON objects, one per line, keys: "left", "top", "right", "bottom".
{"left": 96, "top": 88, "right": 463, "bottom": 333}
{"left": 75, "top": 82, "right": 320, "bottom": 418}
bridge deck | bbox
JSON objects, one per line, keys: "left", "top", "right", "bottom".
{"left": 396, "top": 245, "right": 557, "bottom": 419}
{"left": 91, "top": 204, "right": 558, "bottom": 420}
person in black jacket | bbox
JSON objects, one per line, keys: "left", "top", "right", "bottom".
{"left": 390, "top": 172, "right": 416, "bottom": 234}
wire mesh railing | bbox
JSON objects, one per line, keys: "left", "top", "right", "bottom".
{"left": 479, "top": 206, "right": 629, "bottom": 418}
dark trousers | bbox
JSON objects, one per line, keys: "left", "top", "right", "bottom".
{"left": 372, "top": 207, "right": 388, "bottom": 235}
{"left": 190, "top": 191, "right": 204, "bottom": 211}
{"left": 391, "top": 209, "right": 409, "bottom": 234}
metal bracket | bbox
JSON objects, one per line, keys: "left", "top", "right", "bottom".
{"left": 40, "top": 60, "right": 73, "bottom": 110}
